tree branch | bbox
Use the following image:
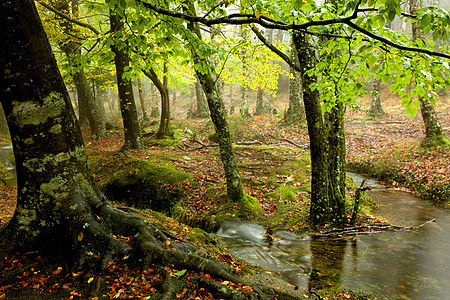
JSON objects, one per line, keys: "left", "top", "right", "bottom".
{"left": 250, "top": 26, "right": 301, "bottom": 73}
{"left": 37, "top": 1, "right": 100, "bottom": 35}
{"left": 344, "top": 20, "right": 450, "bottom": 59}
{"left": 138, "top": 0, "right": 450, "bottom": 60}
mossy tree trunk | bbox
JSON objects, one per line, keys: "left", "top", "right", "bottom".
{"left": 292, "top": 31, "right": 330, "bottom": 225}
{"left": 183, "top": 2, "right": 244, "bottom": 202}
{"left": 324, "top": 100, "right": 346, "bottom": 224}
{"left": 109, "top": 8, "right": 142, "bottom": 150}
{"left": 410, "top": 0, "right": 448, "bottom": 147}
{"left": 55, "top": 0, "right": 106, "bottom": 140}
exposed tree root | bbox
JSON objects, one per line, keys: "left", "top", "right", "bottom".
{"left": 0, "top": 191, "right": 286, "bottom": 299}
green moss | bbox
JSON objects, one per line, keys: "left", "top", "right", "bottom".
{"left": 96, "top": 158, "right": 192, "bottom": 212}
{"left": 421, "top": 134, "right": 450, "bottom": 148}
{"left": 10, "top": 92, "right": 65, "bottom": 127}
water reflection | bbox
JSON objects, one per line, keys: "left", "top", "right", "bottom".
{"left": 217, "top": 174, "right": 450, "bottom": 299}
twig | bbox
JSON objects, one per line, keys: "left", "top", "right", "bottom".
{"left": 268, "top": 134, "right": 308, "bottom": 149}
{"left": 313, "top": 219, "right": 436, "bottom": 237}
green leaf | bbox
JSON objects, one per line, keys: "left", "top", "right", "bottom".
{"left": 173, "top": 269, "right": 187, "bottom": 277}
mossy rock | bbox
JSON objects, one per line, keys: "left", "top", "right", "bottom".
{"left": 172, "top": 190, "right": 264, "bottom": 233}
{"left": 98, "top": 158, "right": 193, "bottom": 213}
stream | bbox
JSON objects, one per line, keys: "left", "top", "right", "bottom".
{"left": 216, "top": 173, "right": 450, "bottom": 300}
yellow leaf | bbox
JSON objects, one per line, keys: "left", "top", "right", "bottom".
{"left": 77, "top": 232, "right": 84, "bottom": 241}
{"left": 53, "top": 266, "right": 63, "bottom": 275}
{"left": 255, "top": 12, "right": 260, "bottom": 19}
{"left": 87, "top": 277, "right": 94, "bottom": 283}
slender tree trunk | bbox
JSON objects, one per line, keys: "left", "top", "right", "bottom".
{"left": 195, "top": 75, "right": 208, "bottom": 117}
{"left": 292, "top": 31, "right": 330, "bottom": 226}
{"left": 368, "top": 79, "right": 385, "bottom": 118}
{"left": 286, "top": 37, "right": 304, "bottom": 123}
{"left": 183, "top": 3, "right": 244, "bottom": 202}
{"left": 109, "top": 9, "right": 141, "bottom": 150}
{"left": 137, "top": 77, "right": 149, "bottom": 123}
{"left": 143, "top": 65, "right": 170, "bottom": 139}
{"left": 410, "top": 0, "right": 448, "bottom": 147}
{"left": 150, "top": 83, "right": 159, "bottom": 117}
{"left": 240, "top": 85, "right": 250, "bottom": 117}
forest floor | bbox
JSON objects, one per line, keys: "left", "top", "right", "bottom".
{"left": 0, "top": 93, "right": 449, "bottom": 299}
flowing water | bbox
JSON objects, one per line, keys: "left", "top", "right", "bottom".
{"left": 216, "top": 174, "right": 450, "bottom": 299}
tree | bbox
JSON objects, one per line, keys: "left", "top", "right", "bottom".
{"left": 367, "top": 78, "right": 386, "bottom": 118}
{"left": 143, "top": 62, "right": 172, "bottom": 139}
{"left": 109, "top": 7, "right": 142, "bottom": 150}
{"left": 285, "top": 36, "right": 304, "bottom": 123}
{"left": 0, "top": 2, "right": 277, "bottom": 299}
{"left": 292, "top": 31, "right": 331, "bottom": 225}
{"left": 194, "top": 75, "right": 209, "bottom": 117}
{"left": 137, "top": 77, "right": 150, "bottom": 124}
{"left": 182, "top": 1, "right": 247, "bottom": 203}
{"left": 410, "top": 0, "right": 449, "bottom": 147}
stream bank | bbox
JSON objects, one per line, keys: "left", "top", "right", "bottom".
{"left": 217, "top": 173, "right": 450, "bottom": 299}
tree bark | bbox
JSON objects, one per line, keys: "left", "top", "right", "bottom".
{"left": 292, "top": 31, "right": 330, "bottom": 225}
{"left": 109, "top": 9, "right": 142, "bottom": 150}
{"left": 324, "top": 101, "right": 346, "bottom": 223}
{"left": 410, "top": 0, "right": 448, "bottom": 147}
{"left": 183, "top": 3, "right": 244, "bottom": 202}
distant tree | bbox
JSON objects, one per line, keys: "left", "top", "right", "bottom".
{"left": 368, "top": 78, "right": 386, "bottom": 118}
{"left": 285, "top": 36, "right": 304, "bottom": 123}
{"left": 137, "top": 77, "right": 150, "bottom": 124}
{"left": 410, "top": 0, "right": 449, "bottom": 147}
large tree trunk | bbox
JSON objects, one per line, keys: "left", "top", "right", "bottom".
{"left": 183, "top": 3, "right": 245, "bottom": 202}
{"left": 109, "top": 9, "right": 142, "bottom": 150}
{"left": 292, "top": 31, "right": 330, "bottom": 226}
{"left": 410, "top": 0, "right": 448, "bottom": 147}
